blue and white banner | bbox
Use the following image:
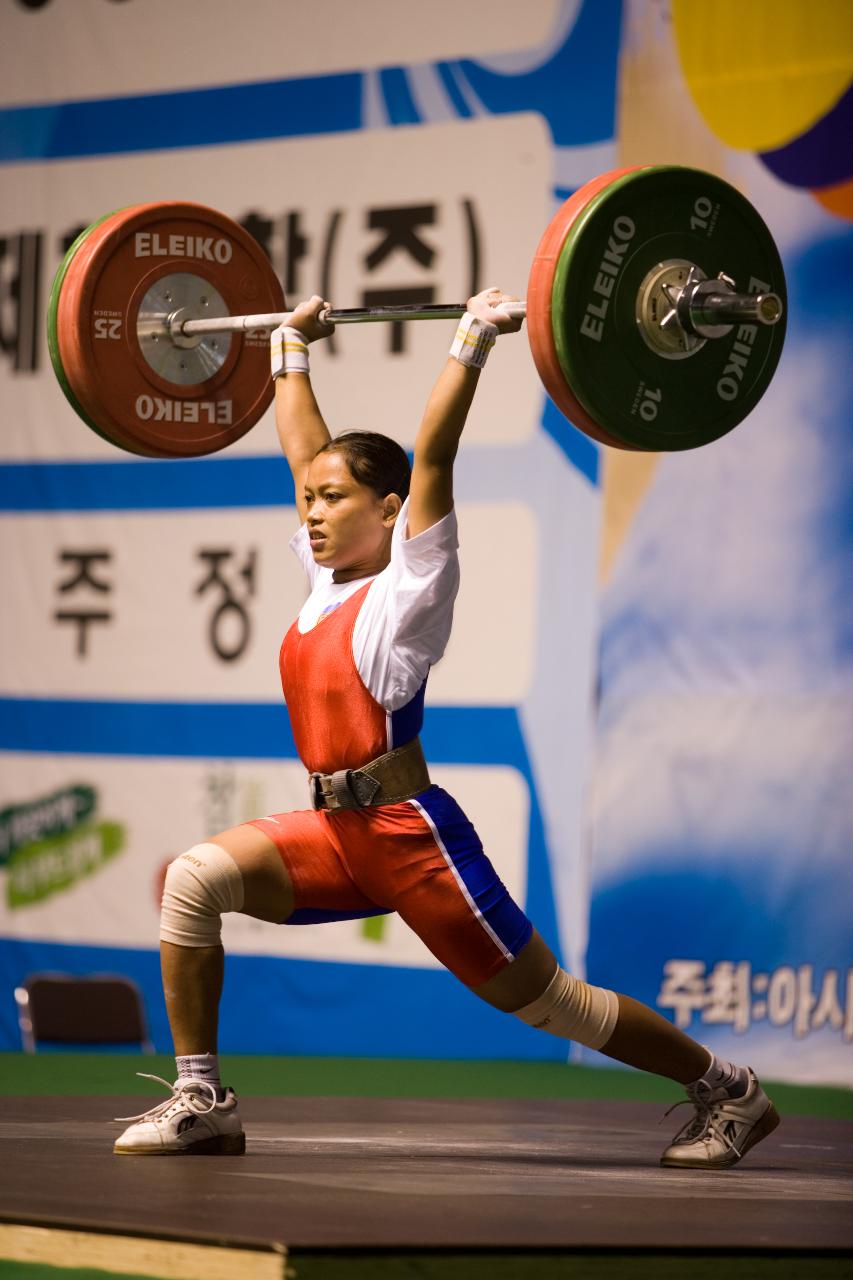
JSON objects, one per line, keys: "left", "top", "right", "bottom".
{"left": 0, "top": 0, "right": 617, "bottom": 1059}
{"left": 2, "top": 0, "right": 850, "bottom": 1084}
{"left": 585, "top": 0, "right": 853, "bottom": 1085}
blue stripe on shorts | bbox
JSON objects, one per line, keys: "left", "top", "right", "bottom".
{"left": 412, "top": 785, "right": 533, "bottom": 961}
{"left": 285, "top": 906, "right": 391, "bottom": 926}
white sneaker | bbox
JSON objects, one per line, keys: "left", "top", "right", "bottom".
{"left": 113, "top": 1074, "right": 245, "bottom": 1156}
{"left": 660, "top": 1068, "right": 780, "bottom": 1169}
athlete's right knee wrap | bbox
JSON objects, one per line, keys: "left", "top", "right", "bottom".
{"left": 514, "top": 966, "right": 618, "bottom": 1051}
{"left": 160, "top": 843, "right": 244, "bottom": 947}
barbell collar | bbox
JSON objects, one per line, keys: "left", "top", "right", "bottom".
{"left": 676, "top": 273, "right": 784, "bottom": 339}
{"left": 687, "top": 290, "right": 783, "bottom": 332}
{"left": 174, "top": 310, "right": 296, "bottom": 337}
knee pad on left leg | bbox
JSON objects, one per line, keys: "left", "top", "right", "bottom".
{"left": 514, "top": 967, "right": 618, "bottom": 1050}
{"left": 160, "top": 843, "right": 244, "bottom": 948}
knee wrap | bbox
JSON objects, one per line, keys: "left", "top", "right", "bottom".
{"left": 514, "top": 967, "right": 618, "bottom": 1051}
{"left": 160, "top": 843, "right": 244, "bottom": 948}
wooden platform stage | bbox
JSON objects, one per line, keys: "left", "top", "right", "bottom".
{"left": 1, "top": 1092, "right": 851, "bottom": 1277}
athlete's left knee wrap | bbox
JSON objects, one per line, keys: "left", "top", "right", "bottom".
{"left": 514, "top": 967, "right": 618, "bottom": 1051}
{"left": 160, "top": 843, "right": 244, "bottom": 948}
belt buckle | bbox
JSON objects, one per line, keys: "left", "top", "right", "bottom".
{"left": 309, "top": 773, "right": 325, "bottom": 810}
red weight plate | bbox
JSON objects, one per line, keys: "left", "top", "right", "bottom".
{"left": 57, "top": 202, "right": 285, "bottom": 458}
{"left": 55, "top": 205, "right": 183, "bottom": 456}
{"left": 56, "top": 204, "right": 221, "bottom": 457}
{"left": 527, "top": 168, "right": 645, "bottom": 451}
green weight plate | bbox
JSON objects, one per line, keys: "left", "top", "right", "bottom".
{"left": 550, "top": 166, "right": 787, "bottom": 451}
{"left": 47, "top": 210, "right": 163, "bottom": 456}
{"left": 48, "top": 214, "right": 122, "bottom": 447}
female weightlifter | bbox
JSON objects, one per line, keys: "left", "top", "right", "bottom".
{"left": 114, "top": 290, "right": 779, "bottom": 1169}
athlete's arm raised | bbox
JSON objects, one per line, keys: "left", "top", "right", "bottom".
{"left": 271, "top": 296, "right": 335, "bottom": 524}
{"left": 407, "top": 288, "right": 522, "bottom": 539}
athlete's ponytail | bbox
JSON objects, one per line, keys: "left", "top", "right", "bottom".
{"left": 315, "top": 431, "right": 411, "bottom": 503}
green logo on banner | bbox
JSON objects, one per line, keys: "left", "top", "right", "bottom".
{"left": 1, "top": 786, "right": 125, "bottom": 908}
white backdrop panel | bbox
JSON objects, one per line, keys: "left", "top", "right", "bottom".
{"left": 2, "top": 1, "right": 563, "bottom": 104}
{"left": 1, "top": 501, "right": 536, "bottom": 703}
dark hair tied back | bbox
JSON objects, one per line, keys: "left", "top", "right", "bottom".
{"left": 316, "top": 431, "right": 411, "bottom": 502}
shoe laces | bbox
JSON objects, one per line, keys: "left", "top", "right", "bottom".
{"left": 114, "top": 1073, "right": 219, "bottom": 1123}
{"left": 663, "top": 1080, "right": 736, "bottom": 1151}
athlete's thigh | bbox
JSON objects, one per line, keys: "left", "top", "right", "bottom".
{"left": 471, "top": 928, "right": 559, "bottom": 1012}
{"left": 241, "top": 809, "right": 386, "bottom": 925}
{"left": 208, "top": 820, "right": 296, "bottom": 923}
{"left": 374, "top": 787, "right": 533, "bottom": 988}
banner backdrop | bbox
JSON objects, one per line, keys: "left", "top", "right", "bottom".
{"left": 585, "top": 0, "right": 853, "bottom": 1086}
{"left": 1, "top": 0, "right": 850, "bottom": 1083}
{"left": 0, "top": 0, "right": 615, "bottom": 1059}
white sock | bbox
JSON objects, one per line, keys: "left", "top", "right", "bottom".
{"left": 695, "top": 1053, "right": 749, "bottom": 1098}
{"left": 176, "top": 1052, "right": 222, "bottom": 1097}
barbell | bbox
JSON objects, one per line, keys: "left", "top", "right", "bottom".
{"left": 48, "top": 165, "right": 787, "bottom": 459}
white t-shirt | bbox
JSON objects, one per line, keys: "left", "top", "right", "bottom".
{"left": 289, "top": 497, "right": 460, "bottom": 713}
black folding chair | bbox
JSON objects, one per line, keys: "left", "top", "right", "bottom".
{"left": 15, "top": 972, "right": 154, "bottom": 1053}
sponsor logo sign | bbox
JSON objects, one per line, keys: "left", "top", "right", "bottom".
{"left": 0, "top": 784, "right": 125, "bottom": 908}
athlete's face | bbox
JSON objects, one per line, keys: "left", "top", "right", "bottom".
{"left": 303, "top": 451, "right": 401, "bottom": 582}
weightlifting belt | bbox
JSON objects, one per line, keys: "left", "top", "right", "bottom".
{"left": 309, "top": 737, "right": 430, "bottom": 811}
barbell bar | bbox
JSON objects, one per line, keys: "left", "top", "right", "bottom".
{"left": 48, "top": 164, "right": 788, "bottom": 458}
{"left": 169, "top": 289, "right": 780, "bottom": 339}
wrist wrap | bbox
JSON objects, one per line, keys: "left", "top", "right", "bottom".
{"left": 449, "top": 312, "right": 498, "bottom": 368}
{"left": 271, "top": 326, "right": 310, "bottom": 380}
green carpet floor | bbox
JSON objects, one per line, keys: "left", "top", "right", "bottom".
{"left": 1, "top": 1052, "right": 851, "bottom": 1118}
{"left": 2, "top": 1252, "right": 852, "bottom": 1280}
